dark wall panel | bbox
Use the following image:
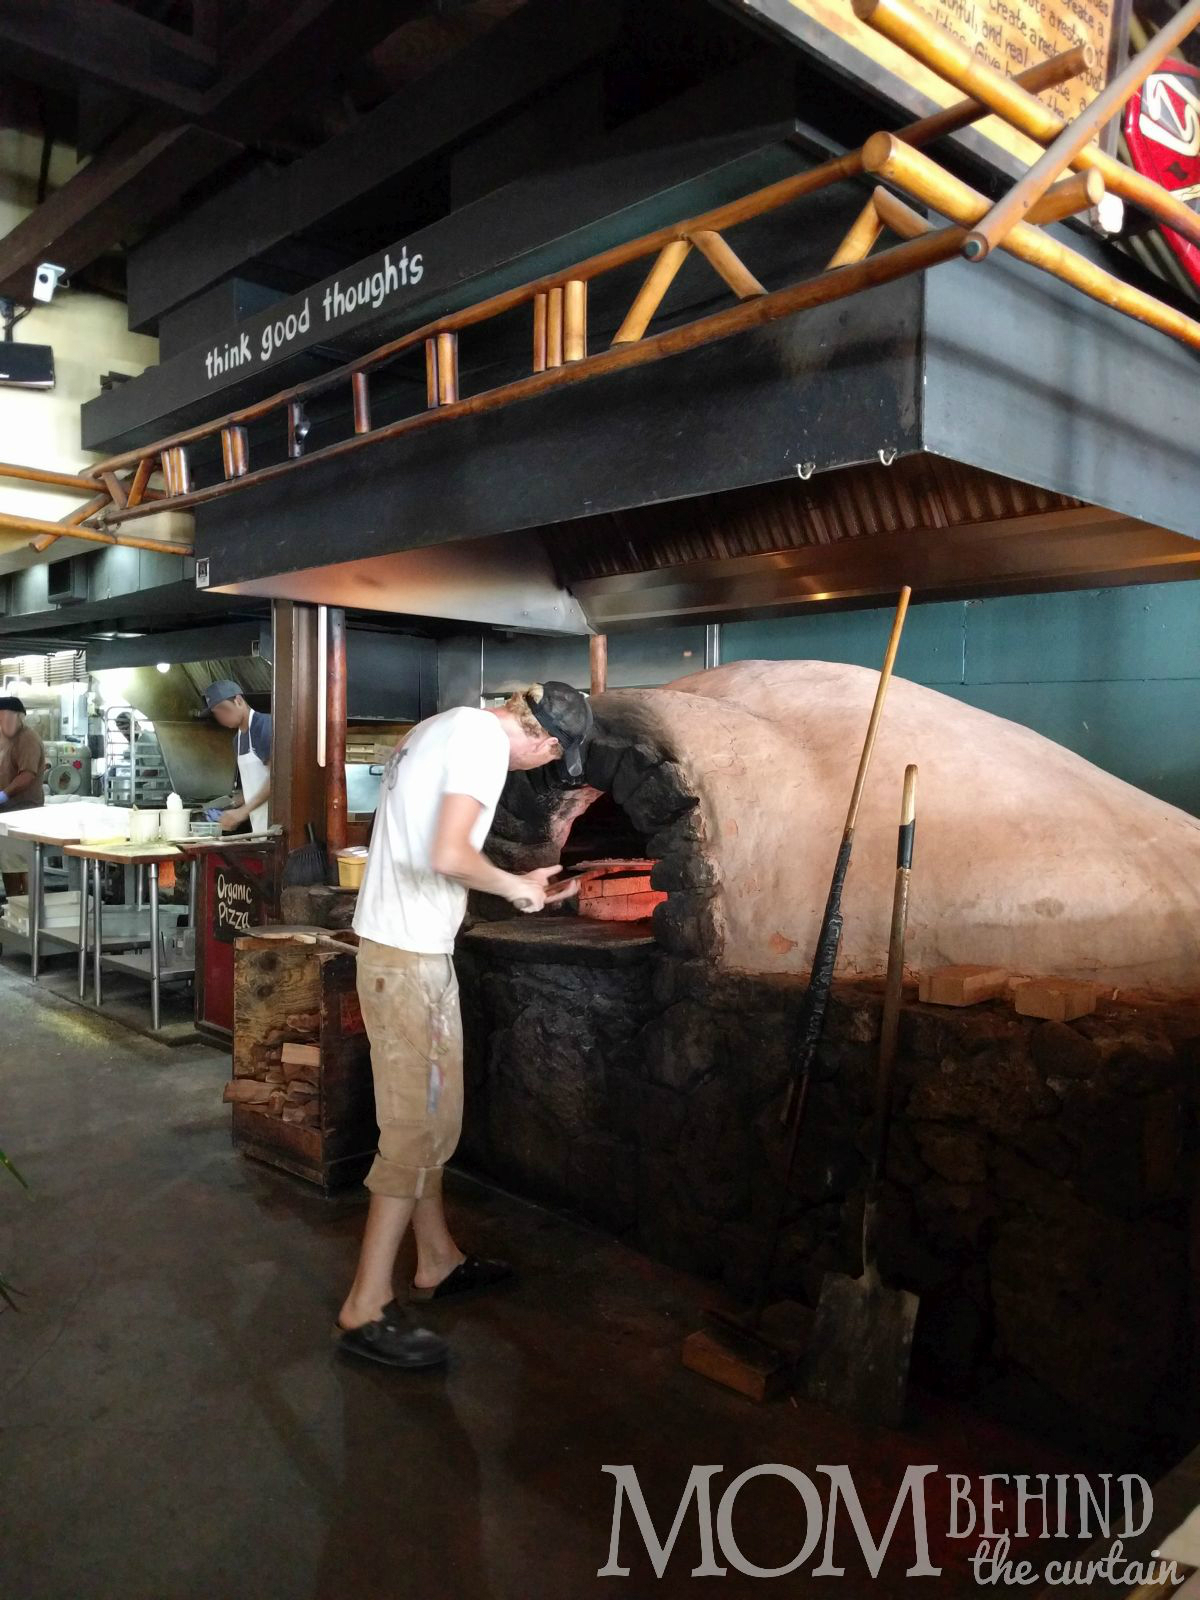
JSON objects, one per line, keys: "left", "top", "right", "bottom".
{"left": 922, "top": 241, "right": 1200, "bottom": 539}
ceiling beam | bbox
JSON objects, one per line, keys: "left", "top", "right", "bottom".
{"left": 0, "top": 118, "right": 241, "bottom": 303}
{"left": 0, "top": 0, "right": 217, "bottom": 113}
{"left": 126, "top": 0, "right": 623, "bottom": 329}
{"left": 0, "top": 0, "right": 412, "bottom": 307}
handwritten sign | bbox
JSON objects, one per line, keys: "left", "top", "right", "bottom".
{"left": 203, "top": 246, "right": 425, "bottom": 384}
{"left": 743, "top": 0, "right": 1123, "bottom": 173}
{"left": 213, "top": 866, "right": 261, "bottom": 943}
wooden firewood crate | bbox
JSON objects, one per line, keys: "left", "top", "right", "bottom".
{"left": 229, "top": 928, "right": 377, "bottom": 1191}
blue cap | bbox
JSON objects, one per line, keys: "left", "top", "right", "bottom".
{"left": 203, "top": 678, "right": 242, "bottom": 710}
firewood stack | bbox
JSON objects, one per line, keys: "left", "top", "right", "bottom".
{"left": 229, "top": 929, "right": 376, "bottom": 1190}
{"left": 223, "top": 1015, "right": 322, "bottom": 1128}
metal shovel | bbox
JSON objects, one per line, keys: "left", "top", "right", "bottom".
{"left": 803, "top": 764, "right": 919, "bottom": 1429}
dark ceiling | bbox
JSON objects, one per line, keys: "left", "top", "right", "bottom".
{"left": 0, "top": 0, "right": 818, "bottom": 318}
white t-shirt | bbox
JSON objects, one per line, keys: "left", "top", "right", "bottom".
{"left": 352, "top": 707, "right": 511, "bottom": 954}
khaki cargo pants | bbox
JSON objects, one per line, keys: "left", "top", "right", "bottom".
{"left": 356, "top": 937, "right": 464, "bottom": 1199}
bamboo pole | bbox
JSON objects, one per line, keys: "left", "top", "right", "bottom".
{"left": 612, "top": 239, "right": 692, "bottom": 344}
{"left": 688, "top": 230, "right": 766, "bottom": 297}
{"left": 0, "top": 509, "right": 191, "bottom": 556}
{"left": 86, "top": 48, "right": 1093, "bottom": 482}
{"left": 964, "top": 0, "right": 1200, "bottom": 259}
{"left": 30, "top": 491, "right": 113, "bottom": 552}
{"left": 899, "top": 42, "right": 1092, "bottom": 146}
{"left": 221, "top": 426, "right": 248, "bottom": 478}
{"left": 100, "top": 470, "right": 127, "bottom": 508}
{"left": 854, "top": 0, "right": 1200, "bottom": 252}
{"left": 589, "top": 634, "right": 608, "bottom": 696}
{"left": 827, "top": 199, "right": 884, "bottom": 267}
{"left": 161, "top": 446, "right": 191, "bottom": 496}
{"left": 0, "top": 462, "right": 101, "bottom": 492}
{"left": 563, "top": 279, "right": 587, "bottom": 362}
{"left": 532, "top": 292, "right": 548, "bottom": 373}
{"left": 546, "top": 285, "right": 564, "bottom": 368}
{"left": 351, "top": 371, "right": 371, "bottom": 434}
{"left": 436, "top": 331, "right": 459, "bottom": 404}
{"left": 125, "top": 456, "right": 153, "bottom": 506}
{"left": 101, "top": 229, "right": 967, "bottom": 526}
{"left": 864, "top": 136, "right": 1200, "bottom": 350}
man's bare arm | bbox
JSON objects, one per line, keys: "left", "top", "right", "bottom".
{"left": 432, "top": 794, "right": 576, "bottom": 911}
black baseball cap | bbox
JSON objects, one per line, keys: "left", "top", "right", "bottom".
{"left": 528, "top": 680, "right": 593, "bottom": 779}
{"left": 0, "top": 695, "right": 26, "bottom": 714}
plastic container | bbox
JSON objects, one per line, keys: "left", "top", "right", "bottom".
{"left": 161, "top": 793, "right": 190, "bottom": 842}
{"left": 335, "top": 847, "right": 368, "bottom": 889}
{"left": 80, "top": 806, "right": 131, "bottom": 843}
{"left": 129, "top": 808, "right": 163, "bottom": 844}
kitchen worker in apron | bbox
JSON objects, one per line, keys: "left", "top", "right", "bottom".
{"left": 203, "top": 679, "right": 271, "bottom": 833}
{"left": 0, "top": 695, "right": 45, "bottom": 895}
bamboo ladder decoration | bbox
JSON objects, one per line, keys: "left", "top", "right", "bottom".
{"left": 0, "top": 460, "right": 188, "bottom": 556}
{"left": 6, "top": 5, "right": 1199, "bottom": 560}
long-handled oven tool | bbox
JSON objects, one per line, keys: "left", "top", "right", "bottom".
{"left": 803, "top": 764, "right": 919, "bottom": 1427}
{"left": 683, "top": 587, "right": 911, "bottom": 1399}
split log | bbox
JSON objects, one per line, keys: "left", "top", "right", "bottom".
{"left": 281, "top": 1042, "right": 321, "bottom": 1068}
{"left": 223, "top": 1079, "right": 274, "bottom": 1104}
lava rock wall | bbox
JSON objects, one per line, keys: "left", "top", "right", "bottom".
{"left": 456, "top": 939, "right": 1200, "bottom": 1456}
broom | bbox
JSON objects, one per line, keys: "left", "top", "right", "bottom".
{"left": 281, "top": 823, "right": 331, "bottom": 888}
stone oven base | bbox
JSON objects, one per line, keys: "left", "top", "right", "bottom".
{"left": 457, "top": 927, "right": 1200, "bottom": 1457}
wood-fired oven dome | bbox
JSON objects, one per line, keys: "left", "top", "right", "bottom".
{"left": 580, "top": 660, "right": 1200, "bottom": 995}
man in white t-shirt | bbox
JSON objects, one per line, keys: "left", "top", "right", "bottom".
{"left": 337, "top": 681, "right": 592, "bottom": 1369}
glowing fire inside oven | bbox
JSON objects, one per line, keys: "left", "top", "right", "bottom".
{"left": 573, "top": 859, "right": 666, "bottom": 922}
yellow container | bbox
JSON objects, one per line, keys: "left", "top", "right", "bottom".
{"left": 335, "top": 848, "right": 367, "bottom": 889}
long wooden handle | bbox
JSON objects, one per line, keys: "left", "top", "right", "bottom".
{"left": 870, "top": 764, "right": 917, "bottom": 1185}
{"left": 842, "top": 586, "right": 911, "bottom": 837}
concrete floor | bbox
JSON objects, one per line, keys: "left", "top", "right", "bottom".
{"left": 0, "top": 958, "right": 1098, "bottom": 1599}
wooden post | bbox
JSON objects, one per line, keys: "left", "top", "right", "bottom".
{"left": 532, "top": 291, "right": 548, "bottom": 373}
{"left": 612, "top": 239, "right": 691, "bottom": 344}
{"left": 589, "top": 634, "right": 608, "bottom": 696}
{"left": 271, "top": 601, "right": 322, "bottom": 852}
{"left": 325, "top": 607, "right": 348, "bottom": 855}
{"left": 161, "top": 446, "right": 191, "bottom": 496}
{"left": 546, "top": 285, "right": 564, "bottom": 368}
{"left": 435, "top": 331, "right": 458, "bottom": 404}
{"left": 425, "top": 338, "right": 439, "bottom": 406}
{"left": 564, "top": 279, "right": 587, "bottom": 362}
{"left": 351, "top": 371, "right": 371, "bottom": 434}
{"left": 220, "top": 426, "right": 248, "bottom": 479}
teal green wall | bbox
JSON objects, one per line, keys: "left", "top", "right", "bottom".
{"left": 724, "top": 584, "right": 1200, "bottom": 816}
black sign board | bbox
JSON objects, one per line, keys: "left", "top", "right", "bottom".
{"left": 213, "top": 864, "right": 261, "bottom": 943}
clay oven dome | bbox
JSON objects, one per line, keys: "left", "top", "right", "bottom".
{"left": 594, "top": 660, "right": 1200, "bottom": 995}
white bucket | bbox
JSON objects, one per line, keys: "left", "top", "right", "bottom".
{"left": 129, "top": 809, "right": 163, "bottom": 844}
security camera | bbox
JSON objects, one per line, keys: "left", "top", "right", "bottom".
{"left": 32, "top": 263, "right": 67, "bottom": 304}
